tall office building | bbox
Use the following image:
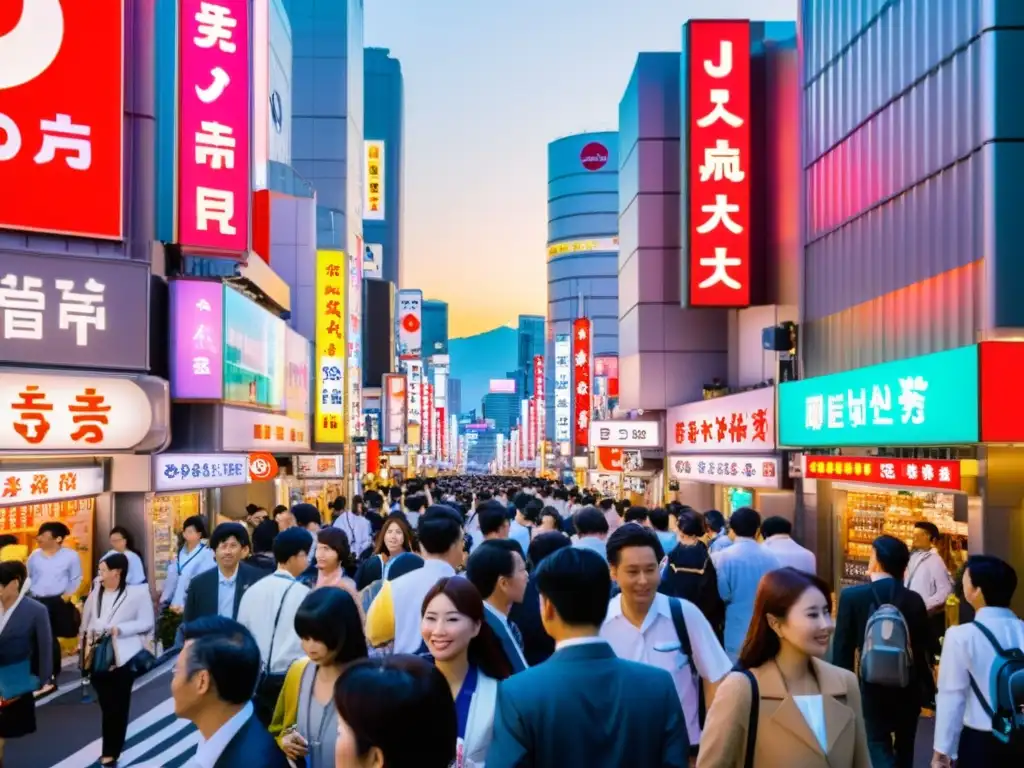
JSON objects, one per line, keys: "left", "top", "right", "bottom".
{"left": 422, "top": 299, "right": 450, "bottom": 355}
{"left": 447, "top": 378, "right": 462, "bottom": 417}
{"left": 517, "top": 314, "right": 544, "bottom": 398}
{"left": 482, "top": 392, "right": 519, "bottom": 436}
{"left": 363, "top": 47, "right": 404, "bottom": 285}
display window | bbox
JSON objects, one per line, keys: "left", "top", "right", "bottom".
{"left": 0, "top": 497, "right": 95, "bottom": 598}
{"left": 282, "top": 478, "right": 345, "bottom": 519}
{"left": 148, "top": 492, "right": 203, "bottom": 596}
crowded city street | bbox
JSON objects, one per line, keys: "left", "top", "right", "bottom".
{"left": 3, "top": 0, "right": 1024, "bottom": 767}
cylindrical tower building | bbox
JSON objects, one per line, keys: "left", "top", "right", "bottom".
{"left": 546, "top": 131, "right": 619, "bottom": 452}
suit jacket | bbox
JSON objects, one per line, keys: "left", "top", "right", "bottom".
{"left": 696, "top": 657, "right": 871, "bottom": 768}
{"left": 215, "top": 713, "right": 290, "bottom": 768}
{"left": 183, "top": 563, "right": 266, "bottom": 624}
{"left": 508, "top": 578, "right": 554, "bottom": 666}
{"left": 832, "top": 577, "right": 934, "bottom": 706}
{"left": 483, "top": 606, "right": 528, "bottom": 674}
{"left": 486, "top": 641, "right": 689, "bottom": 768}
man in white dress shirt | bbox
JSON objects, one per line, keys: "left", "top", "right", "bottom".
{"left": 332, "top": 495, "right": 372, "bottom": 557}
{"left": 602, "top": 524, "right": 732, "bottom": 752}
{"left": 933, "top": 555, "right": 1024, "bottom": 767}
{"left": 760, "top": 516, "right": 816, "bottom": 574}
{"left": 572, "top": 507, "right": 610, "bottom": 562}
{"left": 173, "top": 616, "right": 288, "bottom": 767}
{"left": 27, "top": 521, "right": 83, "bottom": 690}
{"left": 905, "top": 521, "right": 953, "bottom": 661}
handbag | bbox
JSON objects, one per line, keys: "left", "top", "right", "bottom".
{"left": 86, "top": 633, "right": 117, "bottom": 676}
{"left": 125, "top": 649, "right": 158, "bottom": 679}
{"left": 0, "top": 659, "right": 40, "bottom": 701}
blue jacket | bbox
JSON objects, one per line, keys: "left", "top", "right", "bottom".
{"left": 486, "top": 640, "right": 689, "bottom": 767}
{"left": 214, "top": 713, "right": 289, "bottom": 768}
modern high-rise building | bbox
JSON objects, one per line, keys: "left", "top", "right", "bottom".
{"left": 518, "top": 315, "right": 545, "bottom": 370}
{"left": 422, "top": 299, "right": 450, "bottom": 355}
{"left": 482, "top": 392, "right": 520, "bottom": 436}
{"left": 447, "top": 378, "right": 462, "bottom": 417}
{"left": 546, "top": 132, "right": 618, "bottom": 443}
{"left": 363, "top": 47, "right": 404, "bottom": 285}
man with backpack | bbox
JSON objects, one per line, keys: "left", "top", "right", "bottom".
{"left": 932, "top": 555, "right": 1024, "bottom": 767}
{"left": 601, "top": 524, "right": 732, "bottom": 760}
{"left": 833, "top": 535, "right": 933, "bottom": 768}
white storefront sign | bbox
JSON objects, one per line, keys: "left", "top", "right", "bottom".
{"left": 667, "top": 386, "right": 775, "bottom": 452}
{"left": 589, "top": 420, "right": 661, "bottom": 448}
{"left": 553, "top": 334, "right": 571, "bottom": 441}
{"left": 0, "top": 466, "right": 105, "bottom": 508}
{"left": 669, "top": 454, "right": 781, "bottom": 489}
{"left": 405, "top": 360, "right": 423, "bottom": 425}
{"left": 221, "top": 407, "right": 311, "bottom": 452}
{"left": 296, "top": 455, "right": 344, "bottom": 478}
{"left": 153, "top": 453, "right": 249, "bottom": 492}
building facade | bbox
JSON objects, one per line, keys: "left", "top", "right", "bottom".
{"left": 423, "top": 299, "right": 450, "bottom": 355}
{"left": 546, "top": 132, "right": 619, "bottom": 443}
{"left": 482, "top": 392, "right": 519, "bottom": 437}
{"left": 363, "top": 47, "right": 404, "bottom": 286}
{"left": 518, "top": 314, "right": 545, "bottom": 398}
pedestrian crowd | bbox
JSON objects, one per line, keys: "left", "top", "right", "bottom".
{"left": 1, "top": 477, "right": 1022, "bottom": 767}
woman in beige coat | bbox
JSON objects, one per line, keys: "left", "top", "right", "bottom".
{"left": 698, "top": 567, "right": 870, "bottom": 768}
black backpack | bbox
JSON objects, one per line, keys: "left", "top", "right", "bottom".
{"left": 967, "top": 621, "right": 1024, "bottom": 748}
{"left": 669, "top": 598, "right": 706, "bottom": 726}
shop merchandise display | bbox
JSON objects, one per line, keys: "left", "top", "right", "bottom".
{"left": 0, "top": 497, "right": 94, "bottom": 598}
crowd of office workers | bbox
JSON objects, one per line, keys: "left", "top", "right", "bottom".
{"left": 1, "top": 476, "right": 1022, "bottom": 767}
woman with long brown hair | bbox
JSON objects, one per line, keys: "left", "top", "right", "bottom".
{"left": 354, "top": 515, "right": 415, "bottom": 590}
{"left": 697, "top": 567, "right": 870, "bottom": 768}
{"left": 420, "top": 577, "right": 512, "bottom": 767}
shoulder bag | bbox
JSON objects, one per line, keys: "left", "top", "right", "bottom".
{"left": 254, "top": 580, "right": 299, "bottom": 717}
{"left": 738, "top": 668, "right": 760, "bottom": 768}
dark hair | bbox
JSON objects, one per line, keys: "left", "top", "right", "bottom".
{"left": 535, "top": 547, "right": 610, "bottom": 628}
{"left": 182, "top": 616, "right": 262, "bottom": 705}
{"left": 538, "top": 507, "right": 561, "bottom": 530}
{"left": 332, "top": 496, "right": 348, "bottom": 512}
{"left": 966, "top": 555, "right": 1018, "bottom": 608}
{"left": 316, "top": 526, "right": 355, "bottom": 571}
{"left": 738, "top": 567, "right": 832, "bottom": 670}
{"left": 333, "top": 656, "right": 457, "bottom": 767}
{"left": 648, "top": 507, "right": 669, "bottom": 532}
{"left": 109, "top": 524, "right": 146, "bottom": 564}
{"left": 292, "top": 503, "right": 321, "bottom": 529}
{"left": 422, "top": 577, "right": 513, "bottom": 680}
{"left": 760, "top": 516, "right": 792, "bottom": 538}
{"left": 871, "top": 534, "right": 910, "bottom": 579}
{"left": 478, "top": 500, "right": 510, "bottom": 537}
{"left": 606, "top": 523, "right": 664, "bottom": 566}
{"left": 373, "top": 515, "right": 414, "bottom": 556}
{"left": 624, "top": 506, "right": 649, "bottom": 525}
{"left": 0, "top": 533, "right": 17, "bottom": 550}
{"left": 294, "top": 588, "right": 368, "bottom": 664}
{"left": 527, "top": 531, "right": 570, "bottom": 569}
{"left": 678, "top": 509, "right": 706, "bottom": 538}
{"left": 210, "top": 522, "right": 250, "bottom": 551}
{"left": 273, "top": 527, "right": 314, "bottom": 564}
{"left": 245, "top": 503, "right": 259, "bottom": 516}
{"left": 405, "top": 494, "right": 428, "bottom": 513}
{"left": 914, "top": 521, "right": 940, "bottom": 542}
{"left": 574, "top": 507, "right": 609, "bottom": 536}
{"left": 598, "top": 498, "right": 615, "bottom": 512}
{"left": 251, "top": 519, "right": 278, "bottom": 554}
{"left": 351, "top": 495, "right": 364, "bottom": 514}
{"left": 0, "top": 560, "right": 27, "bottom": 589}
{"left": 466, "top": 540, "right": 522, "bottom": 599}
{"left": 97, "top": 552, "right": 129, "bottom": 614}
{"left": 38, "top": 521, "right": 70, "bottom": 541}
{"left": 729, "top": 507, "right": 761, "bottom": 538}
{"left": 272, "top": 505, "right": 289, "bottom": 518}
{"left": 416, "top": 506, "right": 463, "bottom": 555}
{"left": 704, "top": 509, "right": 727, "bottom": 533}
{"left": 522, "top": 497, "right": 544, "bottom": 525}
{"left": 181, "top": 515, "right": 207, "bottom": 538}
{"left": 387, "top": 552, "right": 425, "bottom": 580}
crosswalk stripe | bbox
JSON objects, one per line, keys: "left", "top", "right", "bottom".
{"left": 113, "top": 717, "right": 196, "bottom": 766}
{"left": 50, "top": 698, "right": 179, "bottom": 768}
{"left": 120, "top": 725, "right": 200, "bottom": 767}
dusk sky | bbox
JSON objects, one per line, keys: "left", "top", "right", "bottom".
{"left": 364, "top": 0, "right": 796, "bottom": 338}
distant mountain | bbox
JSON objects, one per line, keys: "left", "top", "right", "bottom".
{"left": 449, "top": 326, "right": 518, "bottom": 414}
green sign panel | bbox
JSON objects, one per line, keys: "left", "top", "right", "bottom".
{"left": 778, "top": 346, "right": 979, "bottom": 447}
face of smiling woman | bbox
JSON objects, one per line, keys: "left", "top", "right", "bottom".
{"left": 420, "top": 593, "right": 480, "bottom": 663}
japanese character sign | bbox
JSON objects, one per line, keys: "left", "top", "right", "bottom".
{"left": 671, "top": 455, "right": 781, "bottom": 489}
{"left": 0, "top": 467, "right": 105, "bottom": 508}
{"left": 404, "top": 360, "right": 423, "bottom": 427}
{"left": 686, "top": 20, "right": 751, "bottom": 307}
{"left": 553, "top": 334, "right": 572, "bottom": 442}
{"left": 572, "top": 319, "right": 592, "bottom": 447}
{"left": 178, "top": 0, "right": 251, "bottom": 253}
{"left": 315, "top": 250, "right": 346, "bottom": 443}
{"left": 0, "top": 373, "right": 154, "bottom": 453}
{"left": 804, "top": 456, "right": 960, "bottom": 491}
{"left": 0, "top": 253, "right": 148, "bottom": 370}
{"left": 169, "top": 280, "right": 225, "bottom": 400}
{"left": 668, "top": 386, "right": 776, "bottom": 452}
{"left": 0, "top": 2, "right": 123, "bottom": 239}
{"left": 365, "top": 140, "right": 385, "bottom": 220}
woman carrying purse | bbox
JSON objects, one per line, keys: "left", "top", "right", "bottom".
{"left": 79, "top": 553, "right": 155, "bottom": 767}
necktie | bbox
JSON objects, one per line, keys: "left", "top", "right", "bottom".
{"left": 508, "top": 619, "right": 524, "bottom": 651}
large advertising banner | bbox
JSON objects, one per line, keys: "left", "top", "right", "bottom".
{"left": 347, "top": 245, "right": 362, "bottom": 439}
{"left": 423, "top": 382, "right": 434, "bottom": 455}
{"left": 285, "top": 327, "right": 311, "bottom": 420}
{"left": 169, "top": 280, "right": 225, "bottom": 399}
{"left": 572, "top": 319, "right": 592, "bottom": 447}
{"left": 553, "top": 334, "right": 571, "bottom": 442}
{"left": 223, "top": 288, "right": 285, "bottom": 408}
{"left": 364, "top": 140, "right": 385, "bottom": 220}
{"left": 177, "top": 0, "right": 251, "bottom": 254}
{"left": 397, "top": 290, "right": 422, "bottom": 359}
{"left": 315, "top": 250, "right": 346, "bottom": 443}
{"left": 437, "top": 406, "right": 446, "bottom": 461}
{"left": 405, "top": 360, "right": 423, "bottom": 425}
{"left": 382, "top": 374, "right": 406, "bottom": 446}
{"left": 533, "top": 354, "right": 545, "bottom": 446}
{"left": 0, "top": 3, "right": 124, "bottom": 239}
{"left": 528, "top": 399, "right": 537, "bottom": 461}
{"left": 686, "top": 20, "right": 751, "bottom": 307}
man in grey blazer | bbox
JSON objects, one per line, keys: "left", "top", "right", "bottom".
{"left": 184, "top": 523, "right": 266, "bottom": 624}
{"left": 466, "top": 539, "right": 529, "bottom": 674}
{"left": 486, "top": 548, "right": 689, "bottom": 768}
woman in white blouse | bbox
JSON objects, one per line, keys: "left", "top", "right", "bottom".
{"left": 100, "top": 526, "right": 146, "bottom": 585}
{"left": 159, "top": 516, "right": 215, "bottom": 610}
{"left": 697, "top": 567, "right": 870, "bottom": 768}
{"left": 80, "top": 553, "right": 155, "bottom": 767}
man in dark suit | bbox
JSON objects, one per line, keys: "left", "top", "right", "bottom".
{"left": 833, "top": 534, "right": 934, "bottom": 768}
{"left": 510, "top": 532, "right": 571, "bottom": 666}
{"left": 486, "top": 547, "right": 689, "bottom": 767}
{"left": 173, "top": 616, "right": 288, "bottom": 767}
{"left": 466, "top": 539, "right": 529, "bottom": 673}
{"left": 184, "top": 523, "right": 266, "bottom": 623}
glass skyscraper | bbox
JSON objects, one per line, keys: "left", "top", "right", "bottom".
{"left": 422, "top": 299, "right": 449, "bottom": 355}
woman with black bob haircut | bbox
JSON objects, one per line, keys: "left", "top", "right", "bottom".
{"left": 333, "top": 655, "right": 457, "bottom": 767}
{"left": 271, "top": 587, "right": 368, "bottom": 766}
